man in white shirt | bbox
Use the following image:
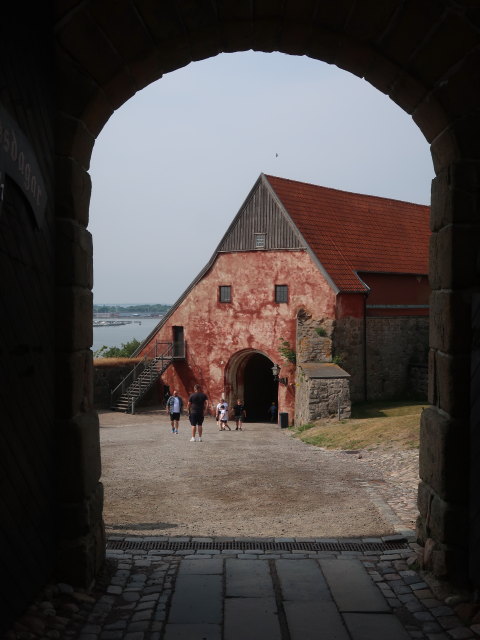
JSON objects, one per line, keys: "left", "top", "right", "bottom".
{"left": 166, "top": 390, "right": 184, "bottom": 434}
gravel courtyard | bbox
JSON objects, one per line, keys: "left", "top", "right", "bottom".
{"left": 99, "top": 408, "right": 419, "bottom": 539}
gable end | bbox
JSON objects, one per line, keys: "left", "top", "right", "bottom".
{"left": 218, "top": 179, "right": 305, "bottom": 252}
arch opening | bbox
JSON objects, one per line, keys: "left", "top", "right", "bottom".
{"left": 51, "top": 2, "right": 478, "bottom": 593}
{"left": 225, "top": 350, "right": 279, "bottom": 423}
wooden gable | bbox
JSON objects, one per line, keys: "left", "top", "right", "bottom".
{"left": 218, "top": 176, "right": 306, "bottom": 252}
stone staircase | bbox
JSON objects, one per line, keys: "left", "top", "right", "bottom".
{"left": 111, "top": 344, "right": 174, "bottom": 413}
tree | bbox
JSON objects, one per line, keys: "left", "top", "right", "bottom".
{"left": 94, "top": 338, "right": 141, "bottom": 358}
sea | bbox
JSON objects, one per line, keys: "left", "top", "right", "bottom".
{"left": 92, "top": 317, "right": 161, "bottom": 354}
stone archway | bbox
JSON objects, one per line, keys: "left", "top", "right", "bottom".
{"left": 225, "top": 350, "right": 278, "bottom": 422}
{"left": 53, "top": 2, "right": 479, "bottom": 589}
{"left": 2, "top": 6, "right": 478, "bottom": 619}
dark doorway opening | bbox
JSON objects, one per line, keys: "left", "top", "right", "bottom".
{"left": 243, "top": 353, "right": 278, "bottom": 422}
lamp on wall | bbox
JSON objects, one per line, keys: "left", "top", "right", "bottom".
{"left": 271, "top": 363, "right": 288, "bottom": 386}
{"left": 271, "top": 363, "right": 280, "bottom": 380}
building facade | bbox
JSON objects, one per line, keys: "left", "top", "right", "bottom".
{"left": 137, "top": 174, "right": 430, "bottom": 423}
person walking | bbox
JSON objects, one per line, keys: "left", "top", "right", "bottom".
{"left": 219, "top": 403, "right": 231, "bottom": 431}
{"left": 166, "top": 390, "right": 183, "bottom": 434}
{"left": 233, "top": 399, "right": 246, "bottom": 430}
{"left": 268, "top": 401, "right": 278, "bottom": 423}
{"left": 216, "top": 397, "right": 230, "bottom": 430}
{"left": 187, "top": 384, "right": 208, "bottom": 442}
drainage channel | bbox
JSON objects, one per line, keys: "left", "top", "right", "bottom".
{"left": 106, "top": 538, "right": 409, "bottom": 553}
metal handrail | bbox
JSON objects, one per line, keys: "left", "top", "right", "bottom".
{"left": 110, "top": 342, "right": 175, "bottom": 410}
{"left": 110, "top": 356, "right": 149, "bottom": 402}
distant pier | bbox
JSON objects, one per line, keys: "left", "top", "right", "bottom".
{"left": 93, "top": 319, "right": 142, "bottom": 327}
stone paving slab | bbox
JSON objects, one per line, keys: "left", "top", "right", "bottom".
{"left": 225, "top": 559, "right": 273, "bottom": 598}
{"left": 177, "top": 558, "right": 223, "bottom": 575}
{"left": 343, "top": 612, "right": 412, "bottom": 640}
{"left": 276, "top": 558, "right": 332, "bottom": 602}
{"left": 224, "top": 597, "right": 282, "bottom": 640}
{"left": 163, "top": 623, "right": 222, "bottom": 639}
{"left": 283, "top": 601, "right": 350, "bottom": 640}
{"left": 168, "top": 574, "right": 222, "bottom": 624}
{"left": 320, "top": 558, "right": 390, "bottom": 612}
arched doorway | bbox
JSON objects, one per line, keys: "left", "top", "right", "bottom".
{"left": 244, "top": 353, "right": 278, "bottom": 422}
{"left": 225, "top": 350, "right": 279, "bottom": 423}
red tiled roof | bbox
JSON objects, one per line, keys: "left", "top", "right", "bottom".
{"left": 264, "top": 174, "right": 430, "bottom": 292}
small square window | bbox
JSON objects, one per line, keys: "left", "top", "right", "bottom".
{"left": 219, "top": 285, "right": 231, "bottom": 303}
{"left": 255, "top": 233, "right": 266, "bottom": 249}
{"left": 275, "top": 285, "right": 288, "bottom": 303}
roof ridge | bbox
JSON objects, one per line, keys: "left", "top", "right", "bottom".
{"left": 263, "top": 174, "right": 429, "bottom": 208}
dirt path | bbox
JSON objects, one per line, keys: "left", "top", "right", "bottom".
{"left": 99, "top": 408, "right": 419, "bottom": 538}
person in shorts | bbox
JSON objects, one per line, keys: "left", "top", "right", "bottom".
{"left": 216, "top": 397, "right": 230, "bottom": 430}
{"left": 219, "top": 403, "right": 231, "bottom": 430}
{"left": 187, "top": 384, "right": 208, "bottom": 442}
{"left": 233, "top": 399, "right": 246, "bottom": 430}
{"left": 166, "top": 390, "right": 183, "bottom": 434}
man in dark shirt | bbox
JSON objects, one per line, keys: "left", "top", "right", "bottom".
{"left": 187, "top": 384, "right": 208, "bottom": 442}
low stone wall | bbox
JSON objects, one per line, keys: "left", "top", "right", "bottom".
{"left": 295, "top": 364, "right": 351, "bottom": 425}
{"left": 93, "top": 358, "right": 143, "bottom": 409}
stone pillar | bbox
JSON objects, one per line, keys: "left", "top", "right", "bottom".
{"left": 55, "top": 154, "right": 105, "bottom": 586}
{"left": 417, "top": 160, "right": 480, "bottom": 586}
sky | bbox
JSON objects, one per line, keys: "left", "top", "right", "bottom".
{"left": 89, "top": 51, "right": 434, "bottom": 305}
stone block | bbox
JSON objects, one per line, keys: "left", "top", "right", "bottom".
{"left": 55, "top": 156, "right": 92, "bottom": 227}
{"left": 56, "top": 516, "right": 106, "bottom": 588}
{"left": 389, "top": 73, "right": 428, "bottom": 115}
{"left": 56, "top": 218, "right": 93, "bottom": 288}
{"left": 58, "top": 481, "right": 104, "bottom": 539}
{"left": 55, "top": 111, "right": 95, "bottom": 171}
{"left": 56, "top": 349, "right": 94, "bottom": 418}
{"left": 417, "top": 481, "right": 468, "bottom": 546}
{"left": 56, "top": 411, "right": 102, "bottom": 502}
{"left": 412, "top": 94, "right": 450, "bottom": 144}
{"left": 430, "top": 163, "right": 480, "bottom": 231}
{"left": 363, "top": 52, "right": 400, "bottom": 95}
{"left": 419, "top": 407, "right": 468, "bottom": 501}
{"left": 427, "top": 542, "right": 469, "bottom": 585}
{"left": 55, "top": 285, "right": 93, "bottom": 351}
{"left": 429, "top": 290, "right": 471, "bottom": 354}
{"left": 429, "top": 225, "right": 480, "bottom": 290}
{"left": 431, "top": 351, "right": 470, "bottom": 418}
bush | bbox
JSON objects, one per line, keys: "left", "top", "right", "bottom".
{"left": 94, "top": 338, "right": 141, "bottom": 359}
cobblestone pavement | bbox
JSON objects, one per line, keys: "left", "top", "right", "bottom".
{"left": 7, "top": 537, "right": 480, "bottom": 640}
{"left": 355, "top": 446, "right": 420, "bottom": 534}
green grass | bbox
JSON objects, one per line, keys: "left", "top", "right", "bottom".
{"left": 290, "top": 400, "right": 426, "bottom": 450}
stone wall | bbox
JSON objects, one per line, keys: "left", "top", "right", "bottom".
{"left": 296, "top": 309, "right": 334, "bottom": 362}
{"left": 332, "top": 316, "right": 365, "bottom": 402}
{"left": 94, "top": 359, "right": 141, "bottom": 409}
{"left": 295, "top": 367, "right": 351, "bottom": 425}
{"left": 0, "top": 6, "right": 57, "bottom": 631}
{"left": 93, "top": 359, "right": 163, "bottom": 409}
{"left": 366, "top": 317, "right": 429, "bottom": 400}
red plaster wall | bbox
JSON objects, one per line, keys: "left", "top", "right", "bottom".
{"left": 361, "top": 273, "right": 430, "bottom": 317}
{"left": 140, "top": 250, "right": 336, "bottom": 422}
{"left": 335, "top": 293, "right": 365, "bottom": 319}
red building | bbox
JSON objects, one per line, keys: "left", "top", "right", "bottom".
{"left": 136, "top": 174, "right": 430, "bottom": 424}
